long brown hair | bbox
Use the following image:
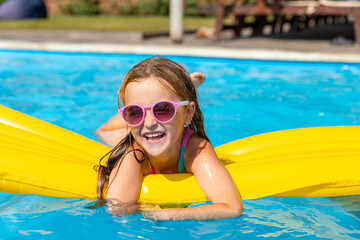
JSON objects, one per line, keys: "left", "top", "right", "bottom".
{"left": 96, "top": 56, "right": 209, "bottom": 200}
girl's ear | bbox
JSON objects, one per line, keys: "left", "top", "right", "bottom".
{"left": 185, "top": 101, "right": 196, "bottom": 125}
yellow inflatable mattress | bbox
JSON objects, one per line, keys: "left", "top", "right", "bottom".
{"left": 1, "top": 105, "right": 359, "bottom": 204}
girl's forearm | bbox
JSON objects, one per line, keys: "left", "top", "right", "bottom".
{"left": 142, "top": 203, "right": 243, "bottom": 221}
{"left": 95, "top": 128, "right": 128, "bottom": 148}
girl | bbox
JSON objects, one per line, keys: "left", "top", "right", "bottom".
{"left": 97, "top": 57, "right": 243, "bottom": 221}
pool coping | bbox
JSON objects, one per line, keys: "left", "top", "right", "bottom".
{"left": 1, "top": 39, "right": 360, "bottom": 63}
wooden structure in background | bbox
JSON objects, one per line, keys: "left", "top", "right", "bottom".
{"left": 213, "top": 0, "right": 360, "bottom": 43}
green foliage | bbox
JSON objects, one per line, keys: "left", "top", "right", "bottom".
{"left": 156, "top": 0, "right": 169, "bottom": 15}
{"left": 58, "top": 0, "right": 199, "bottom": 16}
{"left": 0, "top": 0, "right": 6, "bottom": 4}
{"left": 117, "top": 1, "right": 139, "bottom": 15}
{"left": 117, "top": 0, "right": 168, "bottom": 16}
{"left": 184, "top": 0, "right": 198, "bottom": 16}
{"left": 138, "top": 0, "right": 155, "bottom": 15}
{"left": 117, "top": 0, "right": 198, "bottom": 16}
{"left": 60, "top": 0, "right": 100, "bottom": 15}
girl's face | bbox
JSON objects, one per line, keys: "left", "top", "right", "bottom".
{"left": 124, "top": 77, "right": 194, "bottom": 158}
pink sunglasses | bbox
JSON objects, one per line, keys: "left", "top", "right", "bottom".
{"left": 118, "top": 100, "right": 190, "bottom": 126}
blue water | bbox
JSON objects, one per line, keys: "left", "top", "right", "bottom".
{"left": 1, "top": 50, "right": 360, "bottom": 239}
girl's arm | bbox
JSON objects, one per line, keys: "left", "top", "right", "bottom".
{"left": 95, "top": 113, "right": 129, "bottom": 148}
{"left": 142, "top": 137, "right": 243, "bottom": 221}
{"left": 106, "top": 151, "right": 144, "bottom": 217}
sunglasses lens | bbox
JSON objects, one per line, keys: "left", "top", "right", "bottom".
{"left": 123, "top": 105, "right": 143, "bottom": 125}
{"left": 153, "top": 102, "right": 175, "bottom": 122}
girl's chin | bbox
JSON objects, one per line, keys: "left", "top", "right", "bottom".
{"left": 143, "top": 146, "right": 165, "bottom": 157}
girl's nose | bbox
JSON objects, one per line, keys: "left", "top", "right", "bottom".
{"left": 143, "top": 109, "right": 157, "bottom": 128}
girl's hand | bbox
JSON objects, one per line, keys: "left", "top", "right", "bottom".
{"left": 142, "top": 210, "right": 169, "bottom": 221}
{"left": 142, "top": 203, "right": 243, "bottom": 221}
{"left": 142, "top": 208, "right": 185, "bottom": 221}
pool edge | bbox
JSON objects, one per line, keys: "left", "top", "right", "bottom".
{"left": 0, "top": 40, "right": 360, "bottom": 63}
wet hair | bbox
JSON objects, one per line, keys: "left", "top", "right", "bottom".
{"left": 96, "top": 56, "right": 209, "bottom": 200}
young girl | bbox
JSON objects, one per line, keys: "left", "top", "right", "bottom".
{"left": 97, "top": 57, "right": 243, "bottom": 221}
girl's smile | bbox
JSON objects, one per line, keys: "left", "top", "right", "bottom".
{"left": 142, "top": 131, "right": 165, "bottom": 144}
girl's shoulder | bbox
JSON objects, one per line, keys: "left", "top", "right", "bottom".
{"left": 187, "top": 132, "right": 209, "bottom": 150}
{"left": 184, "top": 132, "right": 217, "bottom": 172}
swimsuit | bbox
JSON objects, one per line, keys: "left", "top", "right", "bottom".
{"left": 149, "top": 127, "right": 194, "bottom": 174}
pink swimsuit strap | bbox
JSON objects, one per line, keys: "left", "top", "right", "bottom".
{"left": 182, "top": 127, "right": 194, "bottom": 147}
{"left": 149, "top": 162, "right": 155, "bottom": 174}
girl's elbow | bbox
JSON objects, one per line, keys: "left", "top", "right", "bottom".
{"left": 94, "top": 128, "right": 103, "bottom": 139}
{"left": 228, "top": 202, "right": 244, "bottom": 218}
{"left": 235, "top": 203, "right": 244, "bottom": 217}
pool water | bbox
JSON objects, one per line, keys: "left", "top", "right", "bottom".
{"left": 1, "top": 50, "right": 360, "bottom": 239}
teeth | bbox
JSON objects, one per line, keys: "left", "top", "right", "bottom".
{"left": 148, "top": 138, "right": 159, "bottom": 142}
{"left": 144, "top": 133, "right": 163, "bottom": 138}
{"left": 144, "top": 132, "right": 164, "bottom": 142}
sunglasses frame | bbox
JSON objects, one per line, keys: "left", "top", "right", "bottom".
{"left": 118, "top": 100, "right": 190, "bottom": 126}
